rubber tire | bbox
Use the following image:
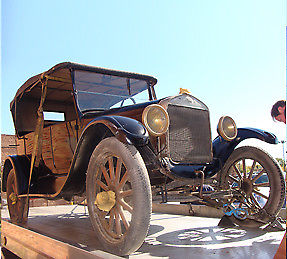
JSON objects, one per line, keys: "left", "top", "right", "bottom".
{"left": 86, "top": 137, "right": 152, "bottom": 256}
{"left": 7, "top": 169, "right": 29, "bottom": 224}
{"left": 221, "top": 146, "right": 285, "bottom": 228}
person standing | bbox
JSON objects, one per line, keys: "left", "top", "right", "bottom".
{"left": 271, "top": 100, "right": 286, "bottom": 124}
{"left": 271, "top": 100, "right": 286, "bottom": 259}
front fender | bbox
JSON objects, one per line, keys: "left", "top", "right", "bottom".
{"left": 59, "top": 115, "right": 149, "bottom": 196}
{"left": 213, "top": 127, "right": 278, "bottom": 165}
{"left": 99, "top": 115, "right": 149, "bottom": 146}
{"left": 2, "top": 155, "right": 30, "bottom": 194}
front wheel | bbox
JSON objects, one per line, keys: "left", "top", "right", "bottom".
{"left": 86, "top": 137, "right": 152, "bottom": 256}
{"left": 221, "top": 146, "right": 285, "bottom": 228}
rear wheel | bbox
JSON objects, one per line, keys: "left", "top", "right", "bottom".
{"left": 86, "top": 137, "right": 152, "bottom": 256}
{"left": 7, "top": 169, "right": 29, "bottom": 224}
{"left": 221, "top": 146, "right": 285, "bottom": 228}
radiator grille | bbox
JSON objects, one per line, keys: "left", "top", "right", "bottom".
{"left": 167, "top": 104, "right": 212, "bottom": 163}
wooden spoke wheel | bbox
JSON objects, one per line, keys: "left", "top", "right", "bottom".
{"left": 221, "top": 146, "right": 285, "bottom": 228}
{"left": 6, "top": 169, "right": 29, "bottom": 224}
{"left": 86, "top": 137, "right": 152, "bottom": 256}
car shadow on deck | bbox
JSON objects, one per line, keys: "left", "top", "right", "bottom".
{"left": 135, "top": 224, "right": 283, "bottom": 259}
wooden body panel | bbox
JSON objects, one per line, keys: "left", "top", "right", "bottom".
{"left": 50, "top": 121, "right": 77, "bottom": 172}
{"left": 17, "top": 121, "right": 79, "bottom": 175}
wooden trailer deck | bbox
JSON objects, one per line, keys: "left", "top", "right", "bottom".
{"left": 1, "top": 204, "right": 285, "bottom": 258}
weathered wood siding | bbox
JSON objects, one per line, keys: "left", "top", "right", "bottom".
{"left": 17, "top": 121, "right": 79, "bottom": 174}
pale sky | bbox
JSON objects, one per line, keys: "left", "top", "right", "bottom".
{"left": 1, "top": 0, "right": 286, "bottom": 159}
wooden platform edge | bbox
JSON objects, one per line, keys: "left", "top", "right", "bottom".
{"left": 274, "top": 232, "right": 286, "bottom": 259}
{"left": 1, "top": 220, "right": 121, "bottom": 259}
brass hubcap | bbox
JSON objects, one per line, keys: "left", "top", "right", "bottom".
{"left": 95, "top": 190, "right": 116, "bottom": 212}
{"left": 9, "top": 192, "right": 18, "bottom": 205}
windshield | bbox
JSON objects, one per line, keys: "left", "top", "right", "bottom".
{"left": 74, "top": 70, "right": 151, "bottom": 112}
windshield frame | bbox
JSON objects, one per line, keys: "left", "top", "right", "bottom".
{"left": 71, "top": 69, "right": 156, "bottom": 116}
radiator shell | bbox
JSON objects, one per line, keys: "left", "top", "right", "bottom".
{"left": 166, "top": 96, "right": 212, "bottom": 164}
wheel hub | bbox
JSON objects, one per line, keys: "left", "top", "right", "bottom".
{"left": 240, "top": 179, "right": 253, "bottom": 196}
{"left": 95, "top": 190, "right": 116, "bottom": 212}
{"left": 9, "top": 192, "right": 17, "bottom": 205}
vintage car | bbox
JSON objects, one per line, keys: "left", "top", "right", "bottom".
{"left": 2, "top": 62, "right": 286, "bottom": 255}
